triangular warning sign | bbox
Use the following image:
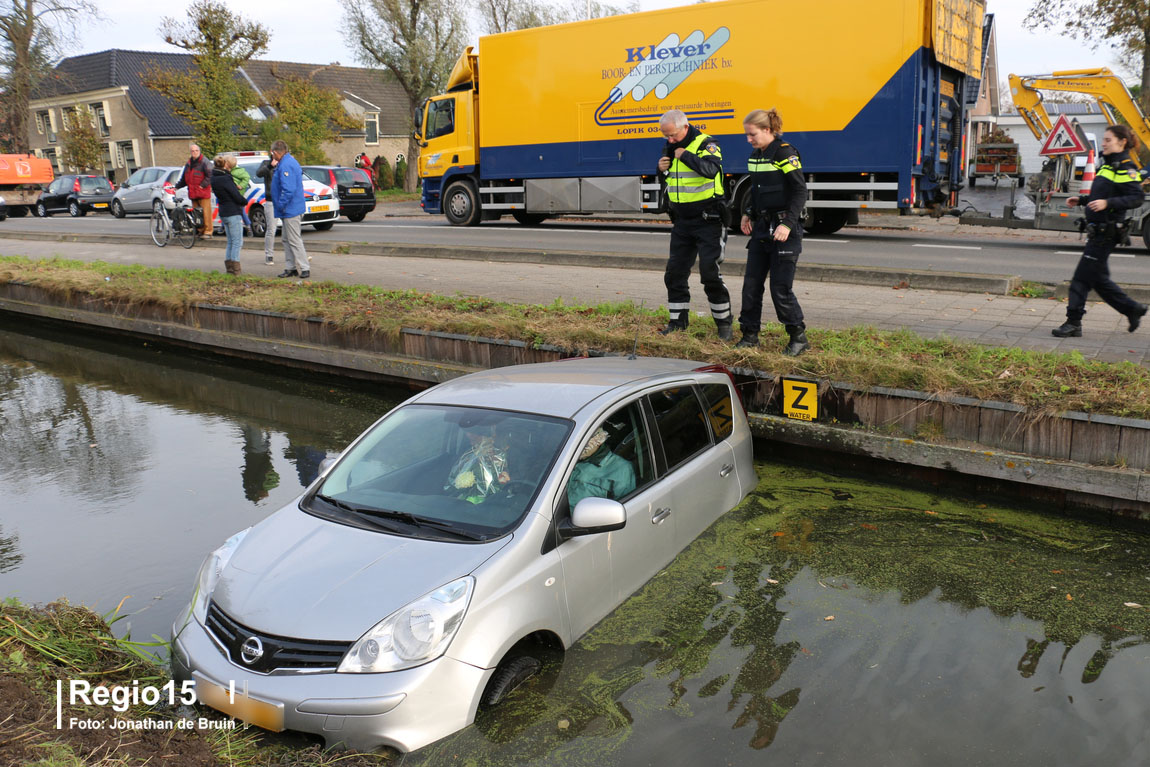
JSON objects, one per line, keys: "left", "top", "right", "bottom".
{"left": 1040, "top": 114, "right": 1089, "bottom": 156}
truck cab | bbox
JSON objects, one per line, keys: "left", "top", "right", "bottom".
{"left": 418, "top": 51, "right": 480, "bottom": 225}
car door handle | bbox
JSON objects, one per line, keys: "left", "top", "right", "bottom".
{"left": 651, "top": 507, "right": 671, "bottom": 524}
{"left": 719, "top": 464, "right": 734, "bottom": 478}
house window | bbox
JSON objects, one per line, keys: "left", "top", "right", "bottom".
{"left": 62, "top": 107, "right": 75, "bottom": 130}
{"left": 365, "top": 112, "right": 379, "bottom": 144}
{"left": 116, "top": 140, "right": 137, "bottom": 175}
{"left": 43, "top": 148, "right": 59, "bottom": 174}
{"left": 92, "top": 104, "right": 110, "bottom": 137}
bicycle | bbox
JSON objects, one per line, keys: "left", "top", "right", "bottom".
{"left": 150, "top": 187, "right": 202, "bottom": 249}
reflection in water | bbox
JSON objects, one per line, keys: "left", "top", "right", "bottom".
{"left": 0, "top": 318, "right": 405, "bottom": 642}
{"left": 413, "top": 465, "right": 1150, "bottom": 767}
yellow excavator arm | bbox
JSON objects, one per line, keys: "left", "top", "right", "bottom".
{"left": 1009, "top": 69, "right": 1150, "bottom": 167}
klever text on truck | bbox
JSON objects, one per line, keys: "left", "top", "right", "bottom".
{"left": 416, "top": 0, "right": 987, "bottom": 233}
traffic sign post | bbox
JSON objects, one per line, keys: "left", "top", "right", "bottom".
{"left": 1039, "top": 114, "right": 1089, "bottom": 156}
{"left": 781, "top": 377, "right": 818, "bottom": 422}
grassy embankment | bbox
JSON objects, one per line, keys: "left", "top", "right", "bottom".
{"left": 3, "top": 255, "right": 1150, "bottom": 420}
{"left": 0, "top": 599, "right": 390, "bottom": 766}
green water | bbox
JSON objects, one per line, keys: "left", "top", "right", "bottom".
{"left": 413, "top": 465, "right": 1150, "bottom": 766}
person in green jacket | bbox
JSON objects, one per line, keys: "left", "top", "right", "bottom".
{"left": 566, "top": 428, "right": 636, "bottom": 509}
{"left": 225, "top": 155, "right": 253, "bottom": 235}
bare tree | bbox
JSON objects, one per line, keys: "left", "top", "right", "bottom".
{"left": 478, "top": 0, "right": 638, "bottom": 34}
{"left": 0, "top": 0, "right": 100, "bottom": 152}
{"left": 340, "top": 0, "right": 468, "bottom": 192}
{"left": 1025, "top": 0, "right": 1150, "bottom": 113}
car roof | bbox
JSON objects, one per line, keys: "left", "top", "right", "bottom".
{"left": 412, "top": 356, "right": 706, "bottom": 418}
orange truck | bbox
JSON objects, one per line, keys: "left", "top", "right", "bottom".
{"left": 0, "top": 154, "right": 54, "bottom": 219}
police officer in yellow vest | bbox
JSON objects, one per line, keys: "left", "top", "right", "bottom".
{"left": 656, "top": 109, "right": 733, "bottom": 339}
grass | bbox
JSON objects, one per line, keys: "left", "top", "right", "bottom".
{"left": 374, "top": 189, "right": 420, "bottom": 203}
{"left": 3, "top": 256, "right": 1150, "bottom": 419}
{"left": 0, "top": 598, "right": 394, "bottom": 765}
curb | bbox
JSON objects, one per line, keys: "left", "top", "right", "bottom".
{"left": 0, "top": 229, "right": 1020, "bottom": 295}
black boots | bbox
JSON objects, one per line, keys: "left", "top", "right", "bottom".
{"left": 1128, "top": 303, "right": 1148, "bottom": 333}
{"left": 659, "top": 321, "right": 687, "bottom": 336}
{"left": 735, "top": 331, "right": 759, "bottom": 348}
{"left": 715, "top": 320, "right": 733, "bottom": 341}
{"left": 1051, "top": 322, "right": 1082, "bottom": 338}
{"left": 784, "top": 327, "right": 810, "bottom": 357}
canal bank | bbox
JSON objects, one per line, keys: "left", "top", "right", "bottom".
{"left": 2, "top": 256, "right": 1149, "bottom": 521}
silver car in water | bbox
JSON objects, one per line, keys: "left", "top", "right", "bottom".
{"left": 171, "top": 357, "right": 756, "bottom": 752}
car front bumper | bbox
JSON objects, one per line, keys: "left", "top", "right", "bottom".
{"left": 302, "top": 202, "right": 339, "bottom": 225}
{"left": 171, "top": 612, "right": 490, "bottom": 752}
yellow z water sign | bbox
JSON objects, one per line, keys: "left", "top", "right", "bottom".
{"left": 781, "top": 377, "right": 818, "bottom": 422}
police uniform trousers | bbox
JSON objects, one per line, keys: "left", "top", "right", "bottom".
{"left": 1066, "top": 234, "right": 1140, "bottom": 324}
{"left": 665, "top": 215, "right": 731, "bottom": 327}
{"left": 739, "top": 219, "right": 804, "bottom": 334}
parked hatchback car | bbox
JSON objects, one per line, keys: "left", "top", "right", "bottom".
{"left": 111, "top": 166, "right": 182, "bottom": 217}
{"left": 171, "top": 357, "right": 755, "bottom": 752}
{"left": 36, "top": 174, "right": 115, "bottom": 217}
{"left": 302, "top": 165, "right": 375, "bottom": 222}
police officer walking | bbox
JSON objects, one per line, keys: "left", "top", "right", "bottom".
{"left": 1052, "top": 124, "right": 1147, "bottom": 338}
{"left": 656, "top": 109, "right": 733, "bottom": 339}
{"left": 736, "top": 108, "right": 809, "bottom": 355}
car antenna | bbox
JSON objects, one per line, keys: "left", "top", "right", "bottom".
{"left": 628, "top": 300, "right": 645, "bottom": 360}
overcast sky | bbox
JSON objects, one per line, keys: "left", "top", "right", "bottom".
{"left": 76, "top": 0, "right": 1127, "bottom": 83}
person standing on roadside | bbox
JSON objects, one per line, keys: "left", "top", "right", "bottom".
{"left": 211, "top": 155, "right": 249, "bottom": 275}
{"left": 225, "top": 155, "right": 253, "bottom": 236}
{"left": 1052, "top": 124, "right": 1147, "bottom": 338}
{"left": 176, "top": 143, "right": 213, "bottom": 238}
{"left": 656, "top": 109, "right": 733, "bottom": 339}
{"left": 256, "top": 154, "right": 279, "bottom": 265}
{"left": 736, "top": 108, "right": 809, "bottom": 355}
{"left": 269, "top": 140, "right": 310, "bottom": 279}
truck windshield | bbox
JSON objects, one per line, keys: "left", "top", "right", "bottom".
{"left": 427, "top": 98, "right": 455, "bottom": 140}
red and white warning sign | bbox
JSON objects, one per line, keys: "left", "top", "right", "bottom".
{"left": 1039, "top": 114, "right": 1089, "bottom": 156}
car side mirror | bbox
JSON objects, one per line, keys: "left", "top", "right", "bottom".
{"left": 558, "top": 498, "right": 626, "bottom": 540}
{"left": 121, "top": 182, "right": 130, "bottom": 188}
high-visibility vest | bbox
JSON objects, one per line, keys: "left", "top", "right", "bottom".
{"left": 666, "top": 133, "right": 723, "bottom": 205}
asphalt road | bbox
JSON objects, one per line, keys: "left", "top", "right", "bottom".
{"left": 5, "top": 203, "right": 1150, "bottom": 286}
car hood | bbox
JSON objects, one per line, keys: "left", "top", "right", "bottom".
{"left": 213, "top": 507, "right": 511, "bottom": 641}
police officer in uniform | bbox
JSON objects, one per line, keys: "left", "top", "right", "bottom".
{"left": 656, "top": 109, "right": 733, "bottom": 339}
{"left": 1052, "top": 124, "right": 1148, "bottom": 338}
{"left": 736, "top": 108, "right": 809, "bottom": 355}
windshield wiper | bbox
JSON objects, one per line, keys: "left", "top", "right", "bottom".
{"left": 315, "top": 493, "right": 361, "bottom": 513}
{"left": 355, "top": 508, "right": 486, "bottom": 540}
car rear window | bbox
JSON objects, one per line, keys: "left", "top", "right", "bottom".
{"left": 333, "top": 168, "right": 367, "bottom": 185}
{"left": 80, "top": 178, "right": 111, "bottom": 193}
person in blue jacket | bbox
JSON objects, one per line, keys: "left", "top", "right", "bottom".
{"left": 269, "top": 140, "right": 311, "bottom": 279}
{"left": 566, "top": 428, "right": 636, "bottom": 509}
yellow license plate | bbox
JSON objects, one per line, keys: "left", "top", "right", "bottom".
{"left": 348, "top": 188, "right": 366, "bottom": 194}
{"left": 195, "top": 678, "right": 284, "bottom": 732}
{"left": 93, "top": 203, "right": 108, "bottom": 208}
{"left": 312, "top": 205, "right": 330, "bottom": 213}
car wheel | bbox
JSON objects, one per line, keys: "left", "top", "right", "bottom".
{"left": 111, "top": 199, "right": 126, "bottom": 218}
{"left": 153, "top": 199, "right": 164, "bottom": 215}
{"left": 249, "top": 206, "right": 267, "bottom": 237}
{"left": 346, "top": 211, "right": 367, "bottom": 222}
{"left": 480, "top": 655, "right": 542, "bottom": 708}
{"left": 36, "top": 202, "right": 48, "bottom": 218}
{"left": 443, "top": 180, "right": 481, "bottom": 226}
{"left": 68, "top": 200, "right": 84, "bottom": 217}
{"left": 312, "top": 221, "right": 334, "bottom": 231}
{"left": 0, "top": 213, "right": 6, "bottom": 222}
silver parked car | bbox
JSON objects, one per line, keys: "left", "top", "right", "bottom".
{"left": 171, "top": 357, "right": 756, "bottom": 752}
{"left": 110, "top": 166, "right": 181, "bottom": 217}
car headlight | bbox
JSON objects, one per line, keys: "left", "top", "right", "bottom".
{"left": 190, "top": 528, "right": 249, "bottom": 625}
{"left": 339, "top": 577, "right": 474, "bottom": 673}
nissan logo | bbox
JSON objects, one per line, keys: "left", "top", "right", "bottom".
{"left": 240, "top": 636, "right": 264, "bottom": 665}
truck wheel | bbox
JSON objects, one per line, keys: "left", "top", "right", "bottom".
{"left": 805, "top": 210, "right": 849, "bottom": 235}
{"left": 1142, "top": 218, "right": 1150, "bottom": 253}
{"left": 511, "top": 211, "right": 546, "bottom": 226}
{"left": 9, "top": 205, "right": 28, "bottom": 217}
{"left": 444, "top": 180, "right": 481, "bottom": 226}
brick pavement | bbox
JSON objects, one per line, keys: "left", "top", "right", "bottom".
{"left": 1, "top": 235, "right": 1147, "bottom": 366}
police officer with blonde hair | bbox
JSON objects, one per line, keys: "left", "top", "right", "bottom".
{"left": 656, "top": 109, "right": 732, "bottom": 339}
{"left": 737, "top": 108, "right": 809, "bottom": 355}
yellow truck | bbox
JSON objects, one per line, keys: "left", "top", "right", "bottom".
{"left": 416, "top": 0, "right": 986, "bottom": 233}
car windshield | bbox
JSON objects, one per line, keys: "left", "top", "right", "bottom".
{"left": 239, "top": 163, "right": 262, "bottom": 182}
{"left": 81, "top": 178, "right": 111, "bottom": 193}
{"left": 309, "top": 404, "right": 572, "bottom": 540}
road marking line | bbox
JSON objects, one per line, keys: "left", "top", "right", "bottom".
{"left": 1113, "top": 253, "right": 1135, "bottom": 258}
{"left": 912, "top": 243, "right": 982, "bottom": 251}
{"left": 359, "top": 223, "right": 670, "bottom": 236}
{"left": 806, "top": 238, "right": 851, "bottom": 244}
{"left": 1054, "top": 251, "right": 1080, "bottom": 255}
